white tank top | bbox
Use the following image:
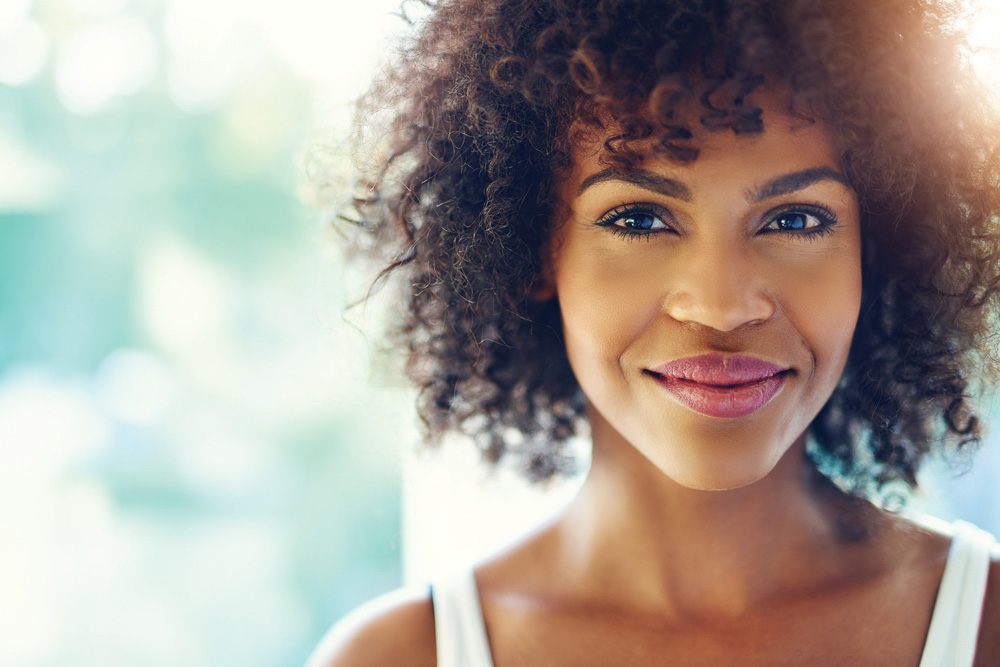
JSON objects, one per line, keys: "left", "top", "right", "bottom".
{"left": 431, "top": 520, "right": 996, "bottom": 667}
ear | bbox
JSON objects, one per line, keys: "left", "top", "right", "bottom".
{"left": 529, "top": 277, "right": 556, "bottom": 301}
{"left": 529, "top": 244, "right": 557, "bottom": 301}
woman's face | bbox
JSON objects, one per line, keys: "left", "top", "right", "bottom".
{"left": 547, "top": 106, "right": 862, "bottom": 491}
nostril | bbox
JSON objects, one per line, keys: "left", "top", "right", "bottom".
{"left": 664, "top": 292, "right": 777, "bottom": 332}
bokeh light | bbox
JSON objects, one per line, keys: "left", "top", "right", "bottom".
{"left": 2, "top": 0, "right": 407, "bottom": 665}
{"left": 2, "top": 1, "right": 1000, "bottom": 665}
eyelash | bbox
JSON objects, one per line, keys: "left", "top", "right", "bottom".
{"left": 595, "top": 203, "right": 672, "bottom": 242}
{"left": 761, "top": 203, "right": 839, "bottom": 242}
{"left": 594, "top": 202, "right": 840, "bottom": 242}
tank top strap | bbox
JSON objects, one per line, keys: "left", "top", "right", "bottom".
{"left": 918, "top": 520, "right": 995, "bottom": 667}
{"left": 431, "top": 569, "right": 496, "bottom": 667}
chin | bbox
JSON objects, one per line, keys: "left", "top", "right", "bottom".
{"left": 677, "top": 473, "right": 768, "bottom": 492}
{"left": 660, "top": 448, "right": 784, "bottom": 492}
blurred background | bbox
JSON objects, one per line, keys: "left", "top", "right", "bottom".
{"left": 0, "top": 0, "right": 416, "bottom": 664}
{"left": 1, "top": 0, "right": 999, "bottom": 665}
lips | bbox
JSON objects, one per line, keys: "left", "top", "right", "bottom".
{"left": 646, "top": 353, "right": 790, "bottom": 419}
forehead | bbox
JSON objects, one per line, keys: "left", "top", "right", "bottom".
{"left": 561, "top": 94, "right": 842, "bottom": 192}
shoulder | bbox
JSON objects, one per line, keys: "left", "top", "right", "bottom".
{"left": 974, "top": 551, "right": 1000, "bottom": 666}
{"left": 897, "top": 517, "right": 1000, "bottom": 665}
{"left": 307, "top": 586, "right": 437, "bottom": 667}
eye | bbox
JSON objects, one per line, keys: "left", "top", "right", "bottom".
{"left": 761, "top": 204, "right": 838, "bottom": 239}
{"left": 618, "top": 211, "right": 666, "bottom": 231}
{"left": 595, "top": 203, "right": 672, "bottom": 239}
{"left": 768, "top": 211, "right": 818, "bottom": 231}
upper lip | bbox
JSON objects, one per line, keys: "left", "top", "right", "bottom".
{"left": 649, "top": 353, "right": 790, "bottom": 386}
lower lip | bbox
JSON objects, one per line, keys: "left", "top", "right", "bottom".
{"left": 650, "top": 372, "right": 788, "bottom": 419}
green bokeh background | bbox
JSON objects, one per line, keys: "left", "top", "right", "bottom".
{"left": 4, "top": 1, "right": 1000, "bottom": 665}
{"left": 0, "top": 0, "right": 409, "bottom": 664}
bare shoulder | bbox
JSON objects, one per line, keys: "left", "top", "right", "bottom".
{"left": 974, "top": 553, "right": 1000, "bottom": 667}
{"left": 307, "top": 587, "right": 436, "bottom": 667}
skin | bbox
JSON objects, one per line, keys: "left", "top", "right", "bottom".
{"left": 311, "top": 100, "right": 1000, "bottom": 666}
{"left": 548, "top": 109, "right": 861, "bottom": 493}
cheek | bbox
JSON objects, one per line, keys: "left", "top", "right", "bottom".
{"left": 776, "top": 244, "right": 862, "bottom": 382}
{"left": 553, "top": 236, "right": 658, "bottom": 377}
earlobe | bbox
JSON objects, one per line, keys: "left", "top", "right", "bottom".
{"left": 530, "top": 250, "right": 557, "bottom": 301}
{"left": 529, "top": 279, "right": 556, "bottom": 301}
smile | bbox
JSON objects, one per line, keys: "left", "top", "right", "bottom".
{"left": 647, "top": 372, "right": 788, "bottom": 418}
{"left": 646, "top": 354, "right": 790, "bottom": 419}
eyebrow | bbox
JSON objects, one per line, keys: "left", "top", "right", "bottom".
{"left": 575, "top": 165, "right": 853, "bottom": 203}
{"left": 750, "top": 166, "right": 853, "bottom": 202}
{"left": 577, "top": 168, "right": 692, "bottom": 201}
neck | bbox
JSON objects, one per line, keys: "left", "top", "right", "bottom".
{"left": 554, "top": 411, "right": 877, "bottom": 620}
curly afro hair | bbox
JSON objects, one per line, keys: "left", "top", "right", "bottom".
{"left": 337, "top": 0, "right": 1000, "bottom": 496}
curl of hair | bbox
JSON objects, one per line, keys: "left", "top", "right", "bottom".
{"left": 338, "top": 0, "right": 1000, "bottom": 493}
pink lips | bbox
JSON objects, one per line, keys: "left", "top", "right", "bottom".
{"left": 647, "top": 353, "right": 790, "bottom": 419}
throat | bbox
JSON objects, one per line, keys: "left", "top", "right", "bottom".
{"left": 556, "top": 435, "right": 875, "bottom": 619}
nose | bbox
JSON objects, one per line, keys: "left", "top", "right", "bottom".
{"left": 663, "top": 242, "right": 777, "bottom": 332}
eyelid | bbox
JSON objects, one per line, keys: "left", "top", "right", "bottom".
{"left": 759, "top": 202, "right": 839, "bottom": 238}
{"left": 591, "top": 200, "right": 840, "bottom": 242}
{"left": 594, "top": 202, "right": 674, "bottom": 229}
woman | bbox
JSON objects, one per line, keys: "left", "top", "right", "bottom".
{"left": 312, "top": 0, "right": 1000, "bottom": 664}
